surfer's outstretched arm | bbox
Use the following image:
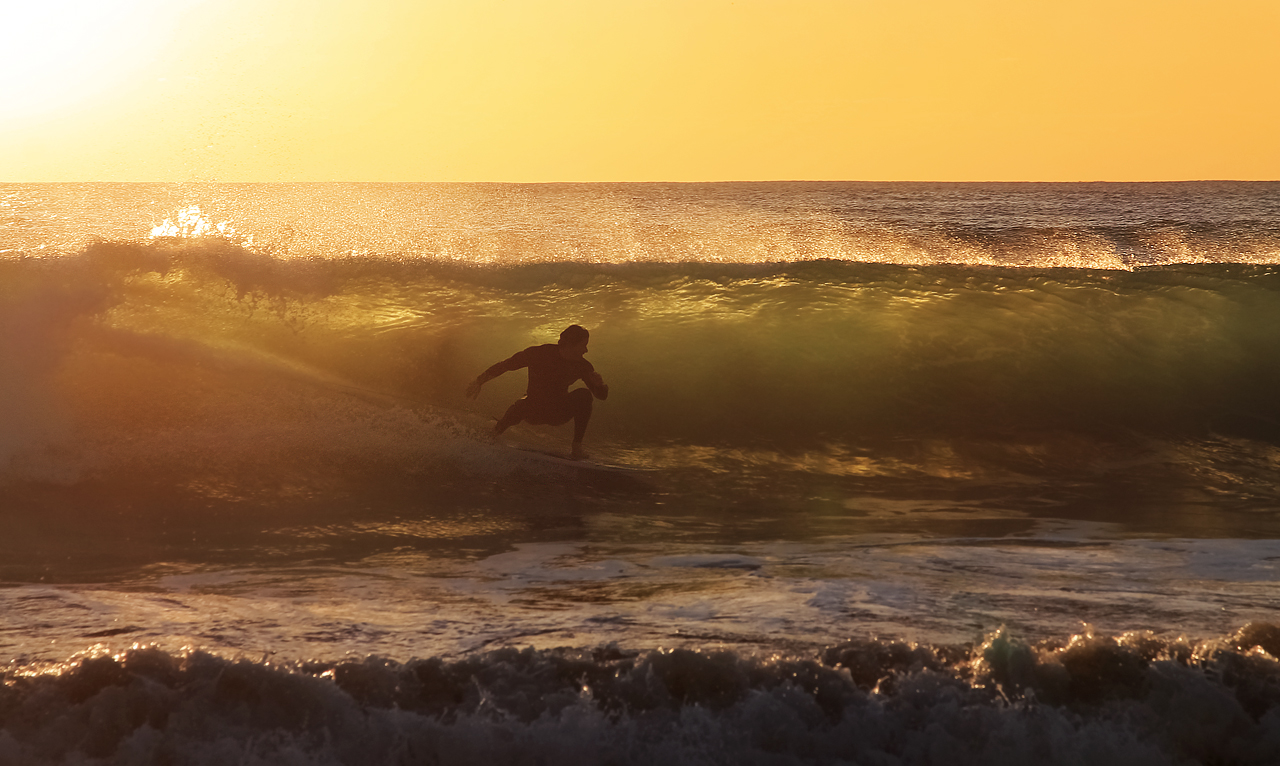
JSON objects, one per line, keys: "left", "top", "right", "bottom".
{"left": 465, "top": 349, "right": 532, "bottom": 399}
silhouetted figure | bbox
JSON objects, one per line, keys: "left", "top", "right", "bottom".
{"left": 465, "top": 325, "right": 609, "bottom": 459}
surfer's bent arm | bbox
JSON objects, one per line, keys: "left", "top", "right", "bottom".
{"left": 584, "top": 370, "right": 609, "bottom": 400}
{"left": 465, "top": 349, "right": 532, "bottom": 399}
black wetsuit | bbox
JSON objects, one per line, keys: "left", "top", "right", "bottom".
{"left": 484, "top": 344, "right": 607, "bottom": 440}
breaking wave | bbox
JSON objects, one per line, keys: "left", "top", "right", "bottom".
{"left": 3, "top": 625, "right": 1280, "bottom": 765}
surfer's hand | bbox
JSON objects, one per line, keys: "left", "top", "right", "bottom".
{"left": 585, "top": 371, "right": 608, "bottom": 400}
{"left": 465, "top": 378, "right": 483, "bottom": 399}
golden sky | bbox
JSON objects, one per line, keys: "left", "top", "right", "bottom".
{"left": 4, "top": 0, "right": 1278, "bottom": 181}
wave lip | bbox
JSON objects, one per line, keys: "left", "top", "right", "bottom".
{"left": 5, "top": 181, "right": 1280, "bottom": 268}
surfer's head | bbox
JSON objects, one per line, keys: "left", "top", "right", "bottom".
{"left": 558, "top": 324, "right": 590, "bottom": 358}
{"left": 559, "top": 325, "right": 589, "bottom": 346}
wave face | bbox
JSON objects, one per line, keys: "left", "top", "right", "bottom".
{"left": 3, "top": 240, "right": 1280, "bottom": 530}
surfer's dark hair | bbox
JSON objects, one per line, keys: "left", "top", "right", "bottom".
{"left": 559, "top": 324, "right": 589, "bottom": 345}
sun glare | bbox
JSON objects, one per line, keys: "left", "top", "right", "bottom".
{"left": 1, "top": 0, "right": 197, "bottom": 122}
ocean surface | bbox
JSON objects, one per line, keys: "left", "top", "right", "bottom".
{"left": 2, "top": 181, "right": 1280, "bottom": 764}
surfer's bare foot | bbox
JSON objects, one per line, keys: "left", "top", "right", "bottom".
{"left": 570, "top": 444, "right": 589, "bottom": 460}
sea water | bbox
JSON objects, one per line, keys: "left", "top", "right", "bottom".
{"left": 2, "top": 181, "right": 1279, "bottom": 764}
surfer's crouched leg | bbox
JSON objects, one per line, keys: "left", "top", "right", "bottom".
{"left": 568, "top": 387, "right": 594, "bottom": 445}
{"left": 495, "top": 398, "right": 534, "bottom": 434}
{"left": 503, "top": 390, "right": 593, "bottom": 451}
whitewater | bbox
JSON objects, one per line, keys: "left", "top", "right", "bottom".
{"left": 1, "top": 181, "right": 1279, "bottom": 764}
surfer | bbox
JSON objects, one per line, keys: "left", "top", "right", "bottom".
{"left": 465, "top": 324, "right": 609, "bottom": 460}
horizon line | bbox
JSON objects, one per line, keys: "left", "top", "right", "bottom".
{"left": 3, "top": 178, "right": 1275, "bottom": 185}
